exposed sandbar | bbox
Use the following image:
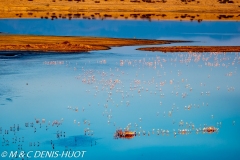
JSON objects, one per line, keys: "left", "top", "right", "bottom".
{"left": 137, "top": 46, "right": 240, "bottom": 52}
{"left": 0, "top": 34, "right": 187, "bottom": 52}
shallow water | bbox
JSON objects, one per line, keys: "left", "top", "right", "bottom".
{"left": 0, "top": 20, "right": 240, "bottom": 160}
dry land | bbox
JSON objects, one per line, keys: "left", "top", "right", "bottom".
{"left": 137, "top": 46, "right": 240, "bottom": 52}
{"left": 0, "top": 34, "right": 186, "bottom": 52}
{"left": 0, "top": 0, "right": 240, "bottom": 21}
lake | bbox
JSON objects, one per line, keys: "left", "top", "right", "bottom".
{"left": 0, "top": 19, "right": 240, "bottom": 160}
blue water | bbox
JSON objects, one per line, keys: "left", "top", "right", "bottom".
{"left": 0, "top": 20, "right": 240, "bottom": 160}
{"left": 0, "top": 19, "right": 240, "bottom": 40}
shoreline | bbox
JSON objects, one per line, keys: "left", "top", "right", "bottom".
{"left": 1, "top": 11, "right": 239, "bottom": 22}
{"left": 0, "top": 34, "right": 189, "bottom": 53}
{"left": 1, "top": 35, "right": 239, "bottom": 53}
{"left": 137, "top": 46, "right": 240, "bottom": 53}
{"left": 0, "top": 0, "right": 239, "bottom": 21}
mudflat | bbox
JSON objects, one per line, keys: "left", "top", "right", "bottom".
{"left": 0, "top": 34, "right": 186, "bottom": 52}
{"left": 137, "top": 46, "right": 240, "bottom": 52}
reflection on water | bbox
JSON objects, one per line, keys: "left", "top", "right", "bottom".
{"left": 0, "top": 46, "right": 240, "bottom": 159}
{"left": 47, "top": 135, "right": 99, "bottom": 148}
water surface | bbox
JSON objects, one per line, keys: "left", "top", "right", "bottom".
{"left": 0, "top": 20, "right": 240, "bottom": 160}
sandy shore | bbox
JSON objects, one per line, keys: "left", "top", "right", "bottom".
{"left": 0, "top": 34, "right": 186, "bottom": 52}
{"left": 0, "top": 0, "right": 239, "bottom": 21}
{"left": 137, "top": 46, "right": 240, "bottom": 52}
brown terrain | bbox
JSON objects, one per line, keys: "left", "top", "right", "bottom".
{"left": 137, "top": 46, "right": 240, "bottom": 52}
{"left": 0, "top": 34, "right": 186, "bottom": 52}
{"left": 0, "top": 0, "right": 240, "bottom": 21}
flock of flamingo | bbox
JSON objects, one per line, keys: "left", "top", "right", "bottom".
{"left": 1, "top": 51, "right": 239, "bottom": 157}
